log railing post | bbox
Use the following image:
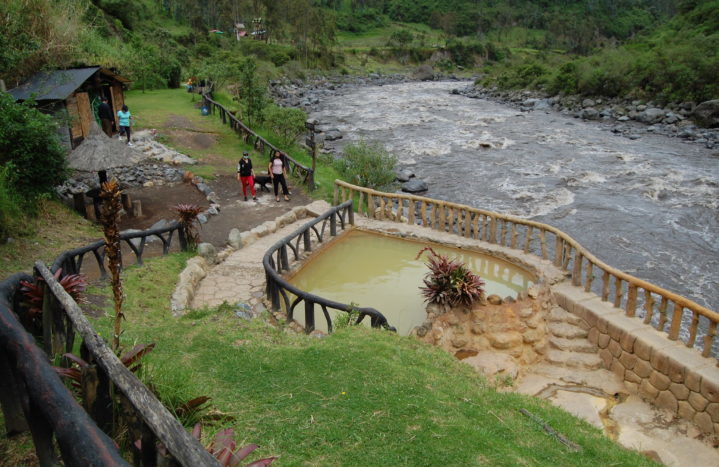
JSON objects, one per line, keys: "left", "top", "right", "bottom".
{"left": 0, "top": 352, "right": 29, "bottom": 435}
{"left": 668, "top": 303, "right": 684, "bottom": 340}
{"left": 305, "top": 301, "right": 315, "bottom": 334}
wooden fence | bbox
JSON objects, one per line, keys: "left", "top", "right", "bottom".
{"left": 201, "top": 93, "right": 315, "bottom": 189}
{"left": 263, "top": 200, "right": 393, "bottom": 333}
{"left": 0, "top": 225, "right": 219, "bottom": 465}
{"left": 334, "top": 180, "right": 719, "bottom": 359}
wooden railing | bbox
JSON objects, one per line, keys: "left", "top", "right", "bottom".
{"left": 263, "top": 200, "right": 393, "bottom": 333}
{"left": 201, "top": 93, "right": 315, "bottom": 189}
{"left": 51, "top": 221, "right": 186, "bottom": 279}
{"left": 0, "top": 224, "right": 221, "bottom": 465}
{"left": 334, "top": 180, "right": 719, "bottom": 358}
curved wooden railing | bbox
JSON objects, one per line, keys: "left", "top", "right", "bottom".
{"left": 263, "top": 200, "right": 393, "bottom": 333}
{"left": 334, "top": 180, "right": 719, "bottom": 358}
{"left": 201, "top": 93, "right": 315, "bottom": 189}
{"left": 0, "top": 226, "right": 219, "bottom": 465}
{"left": 51, "top": 221, "right": 186, "bottom": 278}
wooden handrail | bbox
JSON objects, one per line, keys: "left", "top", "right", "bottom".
{"left": 262, "top": 200, "right": 392, "bottom": 333}
{"left": 35, "top": 261, "right": 219, "bottom": 466}
{"left": 201, "top": 93, "right": 315, "bottom": 189}
{"left": 334, "top": 179, "right": 718, "bottom": 357}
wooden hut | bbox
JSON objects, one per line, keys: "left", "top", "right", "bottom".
{"left": 8, "top": 67, "right": 131, "bottom": 149}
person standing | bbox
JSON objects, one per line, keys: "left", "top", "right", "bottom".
{"left": 237, "top": 151, "right": 257, "bottom": 201}
{"left": 117, "top": 105, "right": 133, "bottom": 146}
{"left": 98, "top": 97, "right": 114, "bottom": 137}
{"left": 269, "top": 151, "right": 290, "bottom": 202}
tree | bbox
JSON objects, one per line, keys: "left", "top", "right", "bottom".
{"left": 238, "top": 57, "right": 267, "bottom": 126}
{"left": 263, "top": 105, "right": 307, "bottom": 147}
{"left": 0, "top": 93, "right": 68, "bottom": 199}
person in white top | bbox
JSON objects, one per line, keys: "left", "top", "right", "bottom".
{"left": 269, "top": 150, "right": 291, "bottom": 202}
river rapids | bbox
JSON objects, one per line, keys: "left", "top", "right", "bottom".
{"left": 310, "top": 81, "right": 719, "bottom": 313}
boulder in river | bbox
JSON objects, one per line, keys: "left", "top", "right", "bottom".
{"left": 324, "top": 129, "right": 343, "bottom": 141}
{"left": 693, "top": 100, "right": 719, "bottom": 128}
{"left": 395, "top": 168, "right": 415, "bottom": 182}
{"left": 401, "top": 179, "right": 428, "bottom": 193}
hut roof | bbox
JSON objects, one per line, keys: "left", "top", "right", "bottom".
{"left": 8, "top": 67, "right": 131, "bottom": 101}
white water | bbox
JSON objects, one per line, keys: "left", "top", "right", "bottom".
{"left": 311, "top": 81, "right": 719, "bottom": 312}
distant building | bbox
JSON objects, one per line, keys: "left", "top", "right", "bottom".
{"left": 8, "top": 67, "right": 131, "bottom": 149}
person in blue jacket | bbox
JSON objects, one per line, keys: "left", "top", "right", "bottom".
{"left": 117, "top": 105, "right": 134, "bottom": 146}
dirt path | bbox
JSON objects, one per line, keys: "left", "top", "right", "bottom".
{"left": 117, "top": 113, "right": 314, "bottom": 248}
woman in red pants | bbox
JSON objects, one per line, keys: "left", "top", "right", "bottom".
{"left": 237, "top": 152, "right": 257, "bottom": 201}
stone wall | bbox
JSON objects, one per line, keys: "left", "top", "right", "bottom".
{"left": 412, "top": 283, "right": 553, "bottom": 379}
{"left": 553, "top": 281, "right": 719, "bottom": 435}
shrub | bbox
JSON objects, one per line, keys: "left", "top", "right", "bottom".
{"left": 263, "top": 105, "right": 307, "bottom": 148}
{"left": 416, "top": 247, "right": 485, "bottom": 308}
{"left": 0, "top": 164, "right": 26, "bottom": 239}
{"left": 333, "top": 141, "right": 397, "bottom": 190}
{"left": 0, "top": 93, "right": 68, "bottom": 198}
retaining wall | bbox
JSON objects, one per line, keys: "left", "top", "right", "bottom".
{"left": 553, "top": 281, "right": 719, "bottom": 435}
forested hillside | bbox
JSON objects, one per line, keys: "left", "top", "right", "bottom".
{"left": 1, "top": 0, "right": 716, "bottom": 101}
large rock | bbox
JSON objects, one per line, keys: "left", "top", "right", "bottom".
{"left": 693, "top": 100, "right": 719, "bottom": 128}
{"left": 324, "top": 129, "right": 343, "bottom": 141}
{"left": 395, "top": 168, "right": 414, "bottom": 182}
{"left": 413, "top": 64, "right": 435, "bottom": 81}
{"left": 580, "top": 108, "right": 600, "bottom": 120}
{"left": 197, "top": 243, "right": 217, "bottom": 264}
{"left": 401, "top": 179, "right": 428, "bottom": 193}
{"left": 228, "top": 228, "right": 243, "bottom": 249}
{"left": 637, "top": 108, "right": 666, "bottom": 124}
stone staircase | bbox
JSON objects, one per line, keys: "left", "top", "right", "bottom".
{"left": 544, "top": 306, "right": 603, "bottom": 370}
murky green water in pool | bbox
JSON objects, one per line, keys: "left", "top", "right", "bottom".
{"left": 288, "top": 230, "right": 535, "bottom": 335}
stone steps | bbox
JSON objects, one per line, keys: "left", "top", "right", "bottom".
{"left": 548, "top": 321, "right": 588, "bottom": 339}
{"left": 548, "top": 306, "right": 587, "bottom": 328}
{"left": 545, "top": 349, "right": 602, "bottom": 370}
{"left": 549, "top": 336, "right": 597, "bottom": 354}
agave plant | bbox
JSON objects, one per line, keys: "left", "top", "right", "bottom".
{"left": 20, "top": 268, "right": 88, "bottom": 319}
{"left": 173, "top": 203, "right": 204, "bottom": 249}
{"left": 416, "top": 247, "right": 485, "bottom": 307}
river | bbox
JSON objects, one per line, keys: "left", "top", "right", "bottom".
{"left": 310, "top": 81, "right": 719, "bottom": 312}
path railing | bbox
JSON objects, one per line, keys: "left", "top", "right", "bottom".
{"left": 334, "top": 180, "right": 719, "bottom": 359}
{"left": 201, "top": 93, "right": 315, "bottom": 189}
{"left": 0, "top": 225, "right": 219, "bottom": 465}
{"left": 51, "top": 221, "right": 186, "bottom": 279}
{"left": 263, "top": 200, "right": 393, "bottom": 333}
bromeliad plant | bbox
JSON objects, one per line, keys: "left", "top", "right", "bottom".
{"left": 54, "top": 343, "right": 156, "bottom": 395}
{"left": 173, "top": 203, "right": 203, "bottom": 250}
{"left": 20, "top": 268, "right": 88, "bottom": 332}
{"left": 416, "top": 247, "right": 485, "bottom": 308}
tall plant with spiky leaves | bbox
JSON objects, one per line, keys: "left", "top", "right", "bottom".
{"left": 416, "top": 247, "right": 485, "bottom": 308}
{"left": 100, "top": 179, "right": 124, "bottom": 352}
{"left": 173, "top": 203, "right": 203, "bottom": 250}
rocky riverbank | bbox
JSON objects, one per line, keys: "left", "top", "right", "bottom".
{"left": 455, "top": 85, "right": 719, "bottom": 150}
{"left": 271, "top": 71, "right": 719, "bottom": 152}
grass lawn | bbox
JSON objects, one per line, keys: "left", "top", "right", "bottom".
{"left": 0, "top": 200, "right": 101, "bottom": 281}
{"left": 126, "top": 87, "right": 342, "bottom": 202}
{"left": 86, "top": 254, "right": 657, "bottom": 466}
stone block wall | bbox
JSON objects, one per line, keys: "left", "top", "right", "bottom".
{"left": 553, "top": 282, "right": 719, "bottom": 435}
{"left": 413, "top": 283, "right": 553, "bottom": 377}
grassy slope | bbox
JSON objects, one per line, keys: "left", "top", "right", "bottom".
{"left": 126, "top": 87, "right": 341, "bottom": 201}
{"left": 0, "top": 201, "right": 101, "bottom": 280}
{"left": 87, "top": 254, "right": 657, "bottom": 466}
